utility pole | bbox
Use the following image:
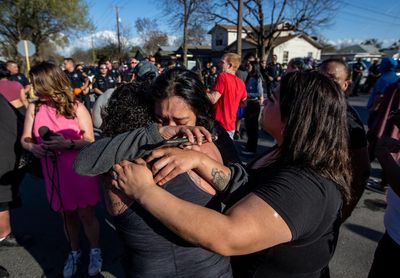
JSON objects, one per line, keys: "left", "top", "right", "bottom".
{"left": 236, "top": 0, "right": 243, "bottom": 57}
{"left": 115, "top": 6, "right": 122, "bottom": 65}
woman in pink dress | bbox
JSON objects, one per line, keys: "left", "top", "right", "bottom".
{"left": 21, "top": 62, "right": 102, "bottom": 278}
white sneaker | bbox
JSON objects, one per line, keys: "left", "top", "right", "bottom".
{"left": 88, "top": 248, "right": 102, "bottom": 276}
{"left": 63, "top": 250, "right": 81, "bottom": 278}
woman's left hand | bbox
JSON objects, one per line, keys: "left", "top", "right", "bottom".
{"left": 42, "top": 133, "right": 68, "bottom": 150}
{"left": 146, "top": 147, "right": 203, "bottom": 185}
{"left": 111, "top": 159, "right": 156, "bottom": 199}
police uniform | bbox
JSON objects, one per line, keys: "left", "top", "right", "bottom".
{"left": 108, "top": 68, "right": 120, "bottom": 83}
{"left": 92, "top": 74, "right": 116, "bottom": 94}
{"left": 64, "top": 70, "right": 89, "bottom": 106}
{"left": 9, "top": 73, "right": 29, "bottom": 87}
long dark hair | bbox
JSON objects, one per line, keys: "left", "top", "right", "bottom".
{"left": 150, "top": 68, "right": 215, "bottom": 131}
{"left": 278, "top": 71, "right": 351, "bottom": 203}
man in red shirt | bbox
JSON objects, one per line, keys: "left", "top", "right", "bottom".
{"left": 209, "top": 53, "right": 247, "bottom": 138}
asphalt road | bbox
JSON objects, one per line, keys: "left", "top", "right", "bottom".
{"left": 0, "top": 94, "right": 386, "bottom": 278}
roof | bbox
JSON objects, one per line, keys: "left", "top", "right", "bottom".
{"left": 337, "top": 44, "right": 382, "bottom": 55}
{"left": 208, "top": 22, "right": 294, "bottom": 34}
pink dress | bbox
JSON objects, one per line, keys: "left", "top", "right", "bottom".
{"left": 32, "top": 104, "right": 100, "bottom": 212}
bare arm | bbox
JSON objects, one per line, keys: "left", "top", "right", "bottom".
{"left": 147, "top": 147, "right": 232, "bottom": 191}
{"left": 21, "top": 103, "right": 47, "bottom": 158}
{"left": 207, "top": 90, "right": 222, "bottom": 104}
{"left": 112, "top": 159, "right": 292, "bottom": 256}
{"left": 20, "top": 88, "right": 28, "bottom": 108}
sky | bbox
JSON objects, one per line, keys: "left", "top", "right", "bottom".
{"left": 59, "top": 0, "right": 400, "bottom": 55}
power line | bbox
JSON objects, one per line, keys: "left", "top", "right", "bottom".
{"left": 340, "top": 10, "right": 400, "bottom": 26}
{"left": 339, "top": 0, "right": 399, "bottom": 19}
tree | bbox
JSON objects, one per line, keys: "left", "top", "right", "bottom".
{"left": 207, "top": 0, "right": 337, "bottom": 60}
{"left": 187, "top": 23, "right": 208, "bottom": 46}
{"left": 158, "top": 0, "right": 209, "bottom": 67}
{"left": 0, "top": 0, "right": 93, "bottom": 61}
{"left": 135, "top": 17, "right": 169, "bottom": 55}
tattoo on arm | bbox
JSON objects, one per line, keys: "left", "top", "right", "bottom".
{"left": 211, "top": 168, "right": 231, "bottom": 191}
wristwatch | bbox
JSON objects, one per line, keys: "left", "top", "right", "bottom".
{"left": 68, "top": 139, "right": 75, "bottom": 150}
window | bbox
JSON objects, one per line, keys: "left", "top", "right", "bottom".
{"left": 216, "top": 39, "right": 223, "bottom": 46}
{"left": 283, "top": 51, "right": 289, "bottom": 63}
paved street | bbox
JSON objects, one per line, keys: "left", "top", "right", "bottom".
{"left": 0, "top": 94, "right": 387, "bottom": 278}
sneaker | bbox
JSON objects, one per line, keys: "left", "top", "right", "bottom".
{"left": 63, "top": 250, "right": 81, "bottom": 278}
{"left": 88, "top": 248, "right": 102, "bottom": 276}
{"left": 0, "top": 234, "right": 20, "bottom": 247}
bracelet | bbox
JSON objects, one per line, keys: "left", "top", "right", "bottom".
{"left": 68, "top": 139, "right": 75, "bottom": 150}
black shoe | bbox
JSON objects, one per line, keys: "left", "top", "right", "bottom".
{"left": 0, "top": 265, "right": 9, "bottom": 278}
{"left": 0, "top": 234, "right": 20, "bottom": 247}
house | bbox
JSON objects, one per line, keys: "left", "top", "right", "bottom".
{"left": 321, "top": 44, "right": 383, "bottom": 62}
{"left": 207, "top": 23, "right": 322, "bottom": 63}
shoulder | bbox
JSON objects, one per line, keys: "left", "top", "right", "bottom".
{"left": 253, "top": 166, "right": 342, "bottom": 239}
{"left": 253, "top": 166, "right": 341, "bottom": 211}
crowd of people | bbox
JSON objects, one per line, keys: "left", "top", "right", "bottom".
{"left": 0, "top": 51, "right": 399, "bottom": 278}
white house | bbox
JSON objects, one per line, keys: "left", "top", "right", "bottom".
{"left": 208, "top": 23, "right": 322, "bottom": 63}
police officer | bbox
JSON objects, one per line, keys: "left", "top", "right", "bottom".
{"left": 63, "top": 57, "right": 90, "bottom": 108}
{"left": 93, "top": 62, "right": 116, "bottom": 96}
{"left": 122, "top": 58, "right": 138, "bottom": 83}
{"left": 105, "top": 59, "right": 121, "bottom": 84}
{"left": 6, "top": 60, "right": 31, "bottom": 96}
{"left": 265, "top": 54, "right": 283, "bottom": 98}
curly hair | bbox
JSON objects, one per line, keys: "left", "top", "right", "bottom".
{"left": 149, "top": 68, "right": 215, "bottom": 131}
{"left": 278, "top": 71, "right": 352, "bottom": 203}
{"left": 101, "top": 82, "right": 153, "bottom": 137}
{"left": 29, "top": 62, "right": 76, "bottom": 118}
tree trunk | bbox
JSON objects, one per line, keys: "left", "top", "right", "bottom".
{"left": 183, "top": 19, "right": 188, "bottom": 68}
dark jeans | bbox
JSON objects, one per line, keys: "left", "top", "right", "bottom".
{"left": 368, "top": 231, "right": 400, "bottom": 278}
{"left": 244, "top": 99, "right": 261, "bottom": 152}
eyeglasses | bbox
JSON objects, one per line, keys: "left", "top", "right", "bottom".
{"left": 99, "top": 67, "right": 107, "bottom": 70}
{"left": 131, "top": 61, "right": 138, "bottom": 64}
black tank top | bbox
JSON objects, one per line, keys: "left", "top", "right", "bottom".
{"left": 113, "top": 173, "right": 232, "bottom": 278}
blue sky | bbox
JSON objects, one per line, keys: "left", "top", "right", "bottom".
{"left": 61, "top": 0, "right": 400, "bottom": 54}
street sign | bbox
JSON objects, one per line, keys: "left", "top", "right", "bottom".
{"left": 17, "top": 40, "right": 36, "bottom": 57}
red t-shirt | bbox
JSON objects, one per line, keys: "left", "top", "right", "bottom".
{"left": 212, "top": 72, "right": 247, "bottom": 131}
{"left": 0, "top": 79, "right": 22, "bottom": 103}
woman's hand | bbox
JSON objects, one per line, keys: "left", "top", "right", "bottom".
{"left": 159, "top": 126, "right": 213, "bottom": 145}
{"left": 30, "top": 144, "right": 47, "bottom": 158}
{"left": 111, "top": 159, "right": 156, "bottom": 199}
{"left": 42, "top": 133, "right": 68, "bottom": 150}
{"left": 146, "top": 148, "right": 204, "bottom": 185}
